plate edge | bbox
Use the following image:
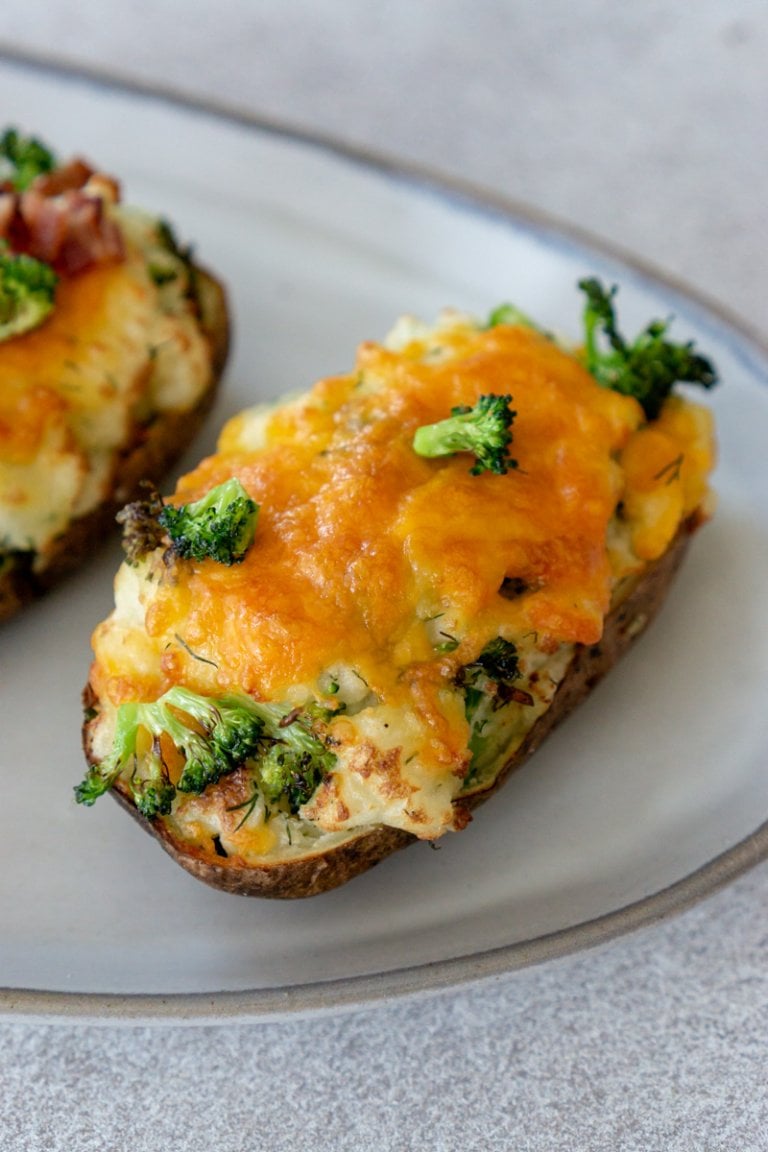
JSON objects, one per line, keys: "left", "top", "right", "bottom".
{"left": 3, "top": 817, "right": 767, "bottom": 1026}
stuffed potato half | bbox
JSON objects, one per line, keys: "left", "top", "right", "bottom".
{"left": 79, "top": 282, "right": 717, "bottom": 897}
{"left": 0, "top": 128, "right": 229, "bottom": 621}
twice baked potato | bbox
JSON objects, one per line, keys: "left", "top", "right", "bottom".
{"left": 78, "top": 281, "right": 717, "bottom": 898}
{"left": 0, "top": 128, "right": 229, "bottom": 621}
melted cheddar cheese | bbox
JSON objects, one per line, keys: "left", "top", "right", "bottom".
{"left": 0, "top": 207, "right": 213, "bottom": 563}
{"left": 89, "top": 310, "right": 716, "bottom": 849}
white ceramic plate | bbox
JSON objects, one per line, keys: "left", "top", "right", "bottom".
{"left": 1, "top": 54, "right": 767, "bottom": 1024}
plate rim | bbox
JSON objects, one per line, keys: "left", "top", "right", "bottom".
{"left": 1, "top": 46, "right": 767, "bottom": 1025}
{"left": 3, "top": 815, "right": 767, "bottom": 1024}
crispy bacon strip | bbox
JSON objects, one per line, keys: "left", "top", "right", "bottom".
{"left": 30, "top": 157, "right": 94, "bottom": 197}
{"left": 0, "top": 159, "right": 124, "bottom": 276}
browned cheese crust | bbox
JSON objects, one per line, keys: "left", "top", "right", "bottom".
{"left": 0, "top": 268, "right": 229, "bottom": 623}
{"left": 86, "top": 514, "right": 699, "bottom": 899}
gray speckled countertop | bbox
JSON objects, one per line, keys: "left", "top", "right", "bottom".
{"left": 1, "top": 3, "right": 767, "bottom": 1148}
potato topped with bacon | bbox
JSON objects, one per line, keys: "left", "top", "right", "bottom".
{"left": 0, "top": 128, "right": 229, "bottom": 621}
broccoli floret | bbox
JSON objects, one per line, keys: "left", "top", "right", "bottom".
{"left": 257, "top": 708, "right": 336, "bottom": 814}
{"left": 578, "top": 277, "right": 718, "bottom": 420}
{"left": 485, "top": 302, "right": 537, "bottom": 330}
{"left": 259, "top": 746, "right": 328, "bottom": 814}
{"left": 76, "top": 688, "right": 334, "bottom": 819}
{"left": 0, "top": 128, "right": 56, "bottom": 191}
{"left": 0, "top": 247, "right": 58, "bottom": 341}
{"left": 413, "top": 393, "right": 518, "bottom": 476}
{"left": 75, "top": 688, "right": 266, "bottom": 816}
{"left": 130, "top": 747, "right": 178, "bottom": 819}
{"left": 159, "top": 478, "right": 259, "bottom": 565}
{"left": 115, "top": 478, "right": 259, "bottom": 567}
{"left": 458, "top": 636, "right": 529, "bottom": 728}
{"left": 456, "top": 637, "right": 535, "bottom": 786}
{"left": 115, "top": 481, "right": 168, "bottom": 565}
{"left": 457, "top": 637, "right": 525, "bottom": 717}
{"left": 167, "top": 687, "right": 266, "bottom": 793}
{"left": 468, "top": 636, "right": 522, "bottom": 684}
{"left": 75, "top": 701, "right": 177, "bottom": 819}
{"left": 75, "top": 703, "right": 141, "bottom": 808}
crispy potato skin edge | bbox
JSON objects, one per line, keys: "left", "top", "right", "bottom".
{"left": 84, "top": 514, "right": 701, "bottom": 899}
{"left": 0, "top": 266, "right": 230, "bottom": 624}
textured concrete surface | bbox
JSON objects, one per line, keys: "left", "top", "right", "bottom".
{"left": 1, "top": 3, "right": 767, "bottom": 1148}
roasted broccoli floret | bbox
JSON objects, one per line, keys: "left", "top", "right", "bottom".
{"left": 413, "top": 393, "right": 518, "bottom": 475}
{"left": 115, "top": 478, "right": 259, "bottom": 567}
{"left": 0, "top": 247, "right": 58, "bottom": 341}
{"left": 76, "top": 688, "right": 334, "bottom": 819}
{"left": 166, "top": 687, "right": 267, "bottom": 794}
{"left": 578, "top": 277, "right": 718, "bottom": 420}
{"left": 159, "top": 477, "right": 259, "bottom": 565}
{"left": 456, "top": 637, "right": 535, "bottom": 785}
{"left": 467, "top": 636, "right": 523, "bottom": 684}
{"left": 75, "top": 700, "right": 177, "bottom": 819}
{"left": 75, "top": 687, "right": 266, "bottom": 817}
{"left": 0, "top": 128, "right": 56, "bottom": 191}
{"left": 457, "top": 637, "right": 526, "bottom": 717}
{"left": 115, "top": 481, "right": 168, "bottom": 564}
{"left": 257, "top": 707, "right": 336, "bottom": 814}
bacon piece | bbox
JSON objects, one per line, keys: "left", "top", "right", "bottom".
{"left": 24, "top": 190, "right": 124, "bottom": 274}
{"left": 0, "top": 177, "right": 124, "bottom": 276}
{"left": 31, "top": 157, "right": 94, "bottom": 197}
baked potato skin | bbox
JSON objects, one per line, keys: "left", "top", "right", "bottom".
{"left": 85, "top": 514, "right": 698, "bottom": 899}
{"left": 0, "top": 267, "right": 229, "bottom": 624}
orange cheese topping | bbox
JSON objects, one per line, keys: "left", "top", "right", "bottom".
{"left": 0, "top": 262, "right": 140, "bottom": 462}
{"left": 91, "top": 320, "right": 715, "bottom": 731}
